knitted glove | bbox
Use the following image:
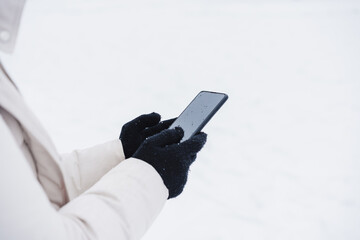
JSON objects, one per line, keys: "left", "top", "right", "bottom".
{"left": 133, "top": 127, "right": 207, "bottom": 199}
{"left": 120, "top": 112, "right": 175, "bottom": 159}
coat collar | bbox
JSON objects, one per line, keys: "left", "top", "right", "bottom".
{"left": 0, "top": 0, "right": 27, "bottom": 53}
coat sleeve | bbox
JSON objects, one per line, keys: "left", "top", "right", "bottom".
{"left": 61, "top": 139, "right": 126, "bottom": 200}
{"left": 0, "top": 117, "right": 169, "bottom": 240}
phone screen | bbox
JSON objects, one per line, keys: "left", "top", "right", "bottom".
{"left": 169, "top": 91, "right": 228, "bottom": 141}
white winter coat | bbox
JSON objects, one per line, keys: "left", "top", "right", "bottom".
{"left": 0, "top": 1, "right": 168, "bottom": 239}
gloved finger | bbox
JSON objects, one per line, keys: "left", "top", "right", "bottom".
{"left": 133, "top": 112, "right": 161, "bottom": 130}
{"left": 146, "top": 127, "right": 184, "bottom": 147}
{"left": 161, "top": 118, "right": 177, "bottom": 128}
{"left": 178, "top": 132, "right": 207, "bottom": 154}
{"left": 143, "top": 117, "right": 177, "bottom": 137}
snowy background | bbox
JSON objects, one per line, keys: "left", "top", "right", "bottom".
{"left": 1, "top": 0, "right": 360, "bottom": 239}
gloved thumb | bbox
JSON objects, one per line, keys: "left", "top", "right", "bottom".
{"left": 146, "top": 127, "right": 184, "bottom": 147}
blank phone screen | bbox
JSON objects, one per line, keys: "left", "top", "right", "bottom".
{"left": 169, "top": 91, "right": 227, "bottom": 141}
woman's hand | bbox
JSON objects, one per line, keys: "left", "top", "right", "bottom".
{"left": 119, "top": 112, "right": 175, "bottom": 159}
{"left": 133, "top": 127, "right": 207, "bottom": 199}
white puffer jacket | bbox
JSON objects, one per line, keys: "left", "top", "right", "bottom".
{"left": 0, "top": 64, "right": 168, "bottom": 240}
{"left": 0, "top": 1, "right": 168, "bottom": 239}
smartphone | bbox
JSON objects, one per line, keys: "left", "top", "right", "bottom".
{"left": 169, "top": 91, "right": 228, "bottom": 142}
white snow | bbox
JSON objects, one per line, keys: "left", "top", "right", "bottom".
{"left": 1, "top": 0, "right": 360, "bottom": 239}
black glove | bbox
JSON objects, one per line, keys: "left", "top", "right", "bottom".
{"left": 133, "top": 127, "right": 207, "bottom": 199}
{"left": 120, "top": 112, "right": 175, "bottom": 159}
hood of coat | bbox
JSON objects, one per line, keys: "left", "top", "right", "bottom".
{"left": 0, "top": 0, "right": 26, "bottom": 54}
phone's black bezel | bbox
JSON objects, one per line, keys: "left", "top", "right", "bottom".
{"left": 169, "top": 90, "right": 228, "bottom": 141}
